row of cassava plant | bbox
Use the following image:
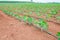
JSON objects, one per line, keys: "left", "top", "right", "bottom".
{"left": 4, "top": 10, "right": 48, "bottom": 31}
{"left": 4, "top": 11, "right": 59, "bottom": 39}
{"left": 0, "top": 3, "right": 59, "bottom": 21}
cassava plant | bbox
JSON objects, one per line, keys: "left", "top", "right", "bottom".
{"left": 56, "top": 16, "right": 60, "bottom": 20}
{"left": 27, "top": 17, "right": 34, "bottom": 25}
{"left": 56, "top": 32, "right": 60, "bottom": 40}
{"left": 22, "top": 15, "right": 28, "bottom": 22}
{"left": 38, "top": 18, "right": 48, "bottom": 31}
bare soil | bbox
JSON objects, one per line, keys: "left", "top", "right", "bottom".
{"left": 0, "top": 11, "right": 60, "bottom": 40}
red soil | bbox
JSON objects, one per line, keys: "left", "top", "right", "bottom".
{"left": 0, "top": 11, "right": 60, "bottom": 40}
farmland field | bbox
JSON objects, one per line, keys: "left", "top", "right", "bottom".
{"left": 0, "top": 3, "right": 60, "bottom": 40}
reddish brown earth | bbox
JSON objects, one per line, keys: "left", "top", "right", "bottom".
{"left": 0, "top": 11, "right": 60, "bottom": 40}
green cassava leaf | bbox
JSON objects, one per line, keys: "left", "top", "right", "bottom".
{"left": 34, "top": 20, "right": 39, "bottom": 24}
{"left": 56, "top": 16, "right": 60, "bottom": 20}
{"left": 22, "top": 15, "right": 28, "bottom": 22}
{"left": 46, "top": 14, "right": 52, "bottom": 19}
{"left": 50, "top": 10, "right": 57, "bottom": 15}
{"left": 56, "top": 32, "right": 60, "bottom": 37}
{"left": 58, "top": 38, "right": 60, "bottom": 40}
{"left": 27, "top": 17, "right": 34, "bottom": 24}
{"left": 56, "top": 32, "right": 60, "bottom": 40}
{"left": 9, "top": 12, "right": 14, "bottom": 16}
{"left": 38, "top": 18, "right": 48, "bottom": 30}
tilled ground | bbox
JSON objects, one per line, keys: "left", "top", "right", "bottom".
{"left": 0, "top": 11, "right": 60, "bottom": 40}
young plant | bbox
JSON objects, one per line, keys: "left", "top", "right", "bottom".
{"left": 34, "top": 20, "right": 39, "bottom": 25}
{"left": 35, "top": 11, "right": 41, "bottom": 16}
{"left": 27, "top": 17, "right": 34, "bottom": 25}
{"left": 46, "top": 13, "right": 52, "bottom": 19}
{"left": 29, "top": 12, "right": 32, "bottom": 15}
{"left": 33, "top": 19, "right": 40, "bottom": 28}
{"left": 22, "top": 15, "right": 28, "bottom": 22}
{"left": 14, "top": 14, "right": 22, "bottom": 20}
{"left": 50, "top": 9, "right": 57, "bottom": 15}
{"left": 56, "top": 32, "right": 60, "bottom": 40}
{"left": 37, "top": 13, "right": 41, "bottom": 16}
{"left": 38, "top": 18, "right": 48, "bottom": 31}
{"left": 9, "top": 12, "right": 15, "bottom": 16}
{"left": 56, "top": 16, "right": 60, "bottom": 20}
{"left": 3, "top": 10, "right": 9, "bottom": 15}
